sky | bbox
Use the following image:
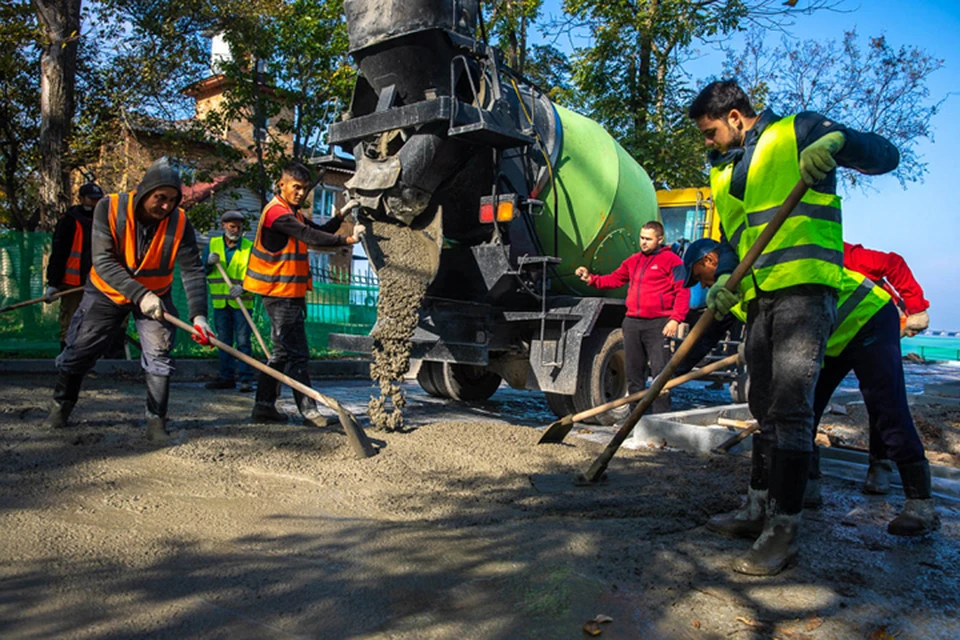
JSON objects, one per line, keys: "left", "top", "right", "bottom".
{"left": 536, "top": 0, "right": 960, "bottom": 329}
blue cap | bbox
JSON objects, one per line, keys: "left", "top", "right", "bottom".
{"left": 682, "top": 238, "right": 721, "bottom": 288}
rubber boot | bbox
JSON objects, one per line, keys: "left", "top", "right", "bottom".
{"left": 42, "top": 371, "right": 84, "bottom": 429}
{"left": 863, "top": 457, "right": 894, "bottom": 495}
{"left": 297, "top": 396, "right": 332, "bottom": 428}
{"left": 804, "top": 445, "right": 823, "bottom": 508}
{"left": 888, "top": 460, "right": 940, "bottom": 537}
{"left": 252, "top": 403, "right": 288, "bottom": 423}
{"left": 706, "top": 434, "right": 771, "bottom": 538}
{"left": 145, "top": 373, "right": 171, "bottom": 442}
{"left": 732, "top": 449, "right": 809, "bottom": 576}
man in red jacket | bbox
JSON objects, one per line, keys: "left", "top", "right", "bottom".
{"left": 842, "top": 241, "right": 931, "bottom": 494}
{"left": 576, "top": 221, "right": 690, "bottom": 413}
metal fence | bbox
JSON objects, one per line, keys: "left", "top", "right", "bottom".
{"left": 0, "top": 231, "right": 378, "bottom": 358}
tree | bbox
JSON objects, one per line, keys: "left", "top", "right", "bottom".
{"left": 724, "top": 29, "right": 945, "bottom": 187}
{"left": 0, "top": 1, "right": 41, "bottom": 230}
{"left": 486, "top": 0, "right": 544, "bottom": 75}
{"left": 33, "top": 0, "right": 82, "bottom": 230}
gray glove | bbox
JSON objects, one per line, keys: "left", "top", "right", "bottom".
{"left": 351, "top": 223, "right": 366, "bottom": 241}
{"left": 228, "top": 284, "right": 244, "bottom": 299}
{"left": 138, "top": 291, "right": 165, "bottom": 320}
{"left": 206, "top": 252, "right": 220, "bottom": 266}
{"left": 43, "top": 286, "right": 58, "bottom": 304}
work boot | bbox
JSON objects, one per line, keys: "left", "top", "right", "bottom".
{"left": 238, "top": 381, "right": 254, "bottom": 393}
{"left": 302, "top": 408, "right": 334, "bottom": 428}
{"left": 863, "top": 458, "right": 894, "bottom": 495}
{"left": 145, "top": 373, "right": 172, "bottom": 442}
{"left": 252, "top": 403, "right": 288, "bottom": 423}
{"left": 732, "top": 449, "right": 809, "bottom": 577}
{"left": 803, "top": 477, "right": 823, "bottom": 508}
{"left": 205, "top": 379, "right": 235, "bottom": 390}
{"left": 42, "top": 371, "right": 84, "bottom": 429}
{"left": 706, "top": 488, "right": 766, "bottom": 538}
{"left": 888, "top": 460, "right": 940, "bottom": 537}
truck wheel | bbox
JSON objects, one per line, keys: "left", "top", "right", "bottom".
{"left": 443, "top": 364, "right": 502, "bottom": 401}
{"left": 417, "top": 361, "right": 449, "bottom": 398}
{"left": 729, "top": 371, "right": 750, "bottom": 404}
{"left": 573, "top": 328, "right": 629, "bottom": 426}
{"left": 544, "top": 392, "right": 576, "bottom": 419}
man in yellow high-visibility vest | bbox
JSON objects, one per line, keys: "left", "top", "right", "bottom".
{"left": 688, "top": 80, "right": 901, "bottom": 575}
{"left": 202, "top": 211, "right": 256, "bottom": 392}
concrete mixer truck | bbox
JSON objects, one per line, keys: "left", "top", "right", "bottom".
{"left": 324, "top": 0, "right": 662, "bottom": 425}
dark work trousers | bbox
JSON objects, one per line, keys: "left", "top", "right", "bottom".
{"left": 810, "top": 303, "right": 925, "bottom": 476}
{"left": 622, "top": 316, "right": 671, "bottom": 414}
{"left": 747, "top": 285, "right": 837, "bottom": 452}
{"left": 213, "top": 306, "right": 254, "bottom": 384}
{"left": 56, "top": 289, "right": 127, "bottom": 357}
{"left": 254, "top": 296, "right": 317, "bottom": 416}
{"left": 57, "top": 285, "right": 177, "bottom": 377}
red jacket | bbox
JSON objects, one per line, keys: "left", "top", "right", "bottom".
{"left": 589, "top": 246, "right": 690, "bottom": 322}
{"left": 844, "top": 243, "right": 929, "bottom": 315}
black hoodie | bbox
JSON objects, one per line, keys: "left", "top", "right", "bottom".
{"left": 47, "top": 204, "right": 94, "bottom": 287}
{"left": 90, "top": 157, "right": 208, "bottom": 320}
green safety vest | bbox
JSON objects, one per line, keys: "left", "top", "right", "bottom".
{"left": 710, "top": 115, "right": 844, "bottom": 302}
{"left": 207, "top": 235, "right": 254, "bottom": 310}
{"left": 726, "top": 267, "right": 891, "bottom": 357}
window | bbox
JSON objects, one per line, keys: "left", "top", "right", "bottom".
{"left": 167, "top": 157, "right": 198, "bottom": 186}
{"left": 313, "top": 185, "right": 343, "bottom": 218}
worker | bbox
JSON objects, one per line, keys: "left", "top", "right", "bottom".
{"left": 576, "top": 220, "right": 690, "bottom": 414}
{"left": 687, "top": 80, "right": 900, "bottom": 575}
{"left": 42, "top": 157, "right": 213, "bottom": 442}
{"left": 682, "top": 238, "right": 939, "bottom": 542}
{"left": 202, "top": 210, "right": 256, "bottom": 392}
{"left": 243, "top": 161, "right": 362, "bottom": 426}
{"left": 842, "top": 241, "right": 930, "bottom": 493}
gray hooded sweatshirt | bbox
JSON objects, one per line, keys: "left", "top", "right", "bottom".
{"left": 91, "top": 157, "right": 208, "bottom": 320}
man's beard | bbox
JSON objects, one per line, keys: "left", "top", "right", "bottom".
{"left": 225, "top": 231, "right": 241, "bottom": 242}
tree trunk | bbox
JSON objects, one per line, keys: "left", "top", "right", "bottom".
{"left": 34, "top": 0, "right": 81, "bottom": 231}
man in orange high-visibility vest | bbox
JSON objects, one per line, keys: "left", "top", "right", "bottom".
{"left": 244, "top": 161, "right": 362, "bottom": 426}
{"left": 43, "top": 157, "right": 213, "bottom": 442}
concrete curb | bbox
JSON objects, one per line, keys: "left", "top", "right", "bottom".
{"left": 624, "top": 403, "right": 960, "bottom": 503}
{"left": 0, "top": 358, "right": 372, "bottom": 381}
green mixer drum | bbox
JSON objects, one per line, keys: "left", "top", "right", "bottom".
{"left": 534, "top": 104, "right": 659, "bottom": 297}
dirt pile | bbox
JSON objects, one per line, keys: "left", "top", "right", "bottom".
{"left": 366, "top": 222, "right": 432, "bottom": 430}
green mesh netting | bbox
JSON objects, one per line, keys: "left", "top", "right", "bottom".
{"left": 0, "top": 231, "right": 378, "bottom": 359}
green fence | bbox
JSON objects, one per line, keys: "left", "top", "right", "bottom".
{"left": 0, "top": 231, "right": 378, "bottom": 359}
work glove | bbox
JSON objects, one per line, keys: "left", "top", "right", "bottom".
{"left": 351, "top": 223, "right": 366, "bottom": 241}
{"left": 206, "top": 252, "right": 220, "bottom": 266}
{"left": 228, "top": 284, "right": 244, "bottom": 299}
{"left": 43, "top": 286, "right": 58, "bottom": 304}
{"left": 902, "top": 310, "right": 929, "bottom": 337}
{"left": 138, "top": 291, "right": 165, "bottom": 320}
{"left": 191, "top": 315, "right": 215, "bottom": 346}
{"left": 706, "top": 273, "right": 741, "bottom": 319}
{"left": 799, "top": 131, "right": 845, "bottom": 185}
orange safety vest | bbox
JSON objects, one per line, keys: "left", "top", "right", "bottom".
{"left": 89, "top": 192, "right": 186, "bottom": 305}
{"left": 242, "top": 196, "right": 312, "bottom": 298}
{"left": 63, "top": 221, "right": 84, "bottom": 286}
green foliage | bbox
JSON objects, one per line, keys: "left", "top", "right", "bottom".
{"left": 724, "top": 29, "right": 945, "bottom": 188}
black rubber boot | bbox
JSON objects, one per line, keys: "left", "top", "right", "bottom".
{"left": 252, "top": 403, "right": 288, "bottom": 423}
{"left": 863, "top": 457, "right": 894, "bottom": 495}
{"left": 888, "top": 460, "right": 940, "bottom": 537}
{"left": 707, "top": 434, "right": 771, "bottom": 538}
{"left": 42, "top": 372, "right": 84, "bottom": 429}
{"left": 145, "top": 373, "right": 172, "bottom": 442}
{"left": 732, "top": 448, "right": 809, "bottom": 576}
{"left": 804, "top": 445, "right": 823, "bottom": 508}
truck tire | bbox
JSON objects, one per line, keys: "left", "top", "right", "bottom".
{"left": 417, "top": 361, "right": 449, "bottom": 398}
{"left": 573, "top": 328, "right": 630, "bottom": 426}
{"left": 544, "top": 392, "right": 576, "bottom": 419}
{"left": 442, "top": 364, "right": 502, "bottom": 402}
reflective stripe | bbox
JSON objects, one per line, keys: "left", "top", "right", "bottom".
{"left": 250, "top": 245, "right": 309, "bottom": 263}
{"left": 747, "top": 202, "right": 842, "bottom": 227}
{"left": 752, "top": 245, "right": 844, "bottom": 271}
{"left": 728, "top": 222, "right": 746, "bottom": 250}
{"left": 835, "top": 279, "right": 875, "bottom": 327}
{"left": 244, "top": 270, "right": 311, "bottom": 284}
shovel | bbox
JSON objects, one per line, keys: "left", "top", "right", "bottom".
{"left": 163, "top": 312, "right": 377, "bottom": 459}
{"left": 209, "top": 256, "right": 272, "bottom": 358}
{"left": 577, "top": 180, "right": 809, "bottom": 485}
{"left": 0, "top": 286, "right": 84, "bottom": 314}
{"left": 538, "top": 353, "right": 740, "bottom": 443}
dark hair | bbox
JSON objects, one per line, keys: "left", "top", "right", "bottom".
{"left": 280, "top": 161, "right": 312, "bottom": 183}
{"left": 688, "top": 80, "right": 756, "bottom": 121}
{"left": 642, "top": 220, "right": 664, "bottom": 238}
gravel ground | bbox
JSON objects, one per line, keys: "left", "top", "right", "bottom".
{"left": 1, "top": 371, "right": 958, "bottom": 639}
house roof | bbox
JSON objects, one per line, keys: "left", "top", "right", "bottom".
{"left": 180, "top": 175, "right": 235, "bottom": 208}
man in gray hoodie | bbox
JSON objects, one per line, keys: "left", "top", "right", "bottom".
{"left": 43, "top": 157, "right": 212, "bottom": 442}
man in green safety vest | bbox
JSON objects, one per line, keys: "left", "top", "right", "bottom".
{"left": 687, "top": 80, "right": 901, "bottom": 576}
{"left": 680, "top": 238, "right": 940, "bottom": 545}
{"left": 202, "top": 211, "right": 256, "bottom": 392}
